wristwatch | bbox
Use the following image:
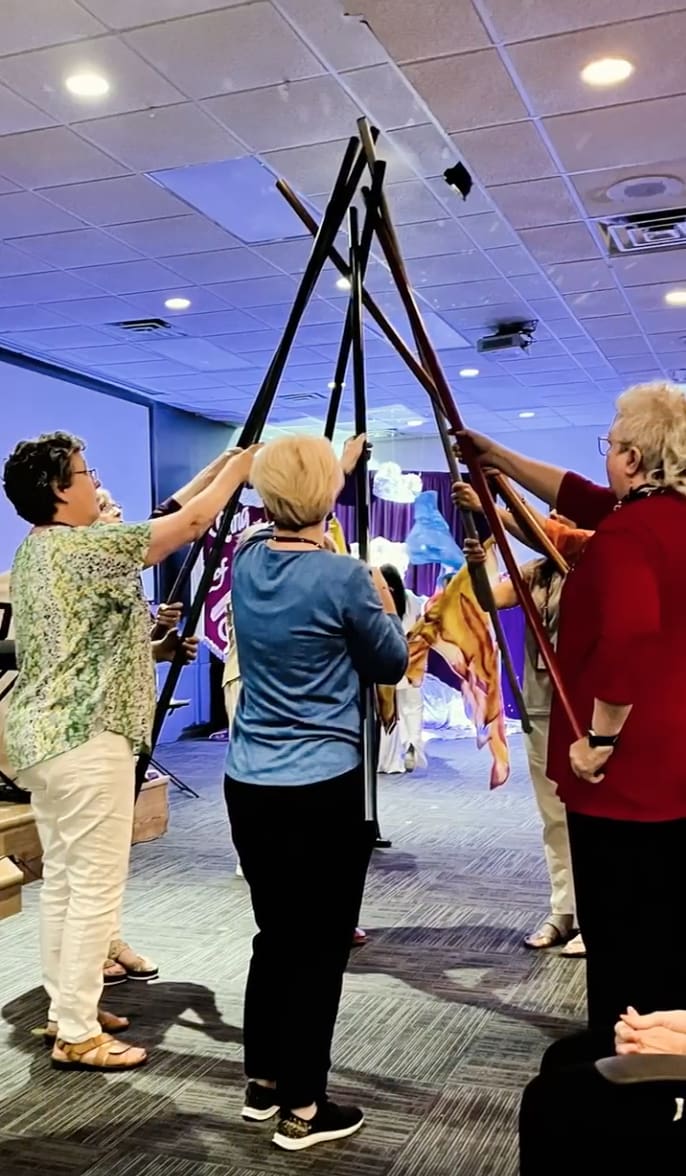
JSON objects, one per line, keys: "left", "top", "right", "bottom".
{"left": 588, "top": 729, "right": 620, "bottom": 749}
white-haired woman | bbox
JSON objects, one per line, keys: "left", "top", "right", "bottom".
{"left": 460, "top": 381, "right": 686, "bottom": 1055}
{"left": 224, "top": 435, "right": 408, "bottom": 1152}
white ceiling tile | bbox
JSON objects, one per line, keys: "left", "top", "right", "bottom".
{"left": 648, "top": 331, "right": 686, "bottom": 353}
{"left": 441, "top": 301, "right": 532, "bottom": 330}
{"left": 126, "top": 3, "right": 325, "bottom": 101}
{"left": 489, "top": 178, "right": 580, "bottom": 230}
{"left": 264, "top": 136, "right": 414, "bottom": 195}
{"left": 0, "top": 244, "right": 53, "bottom": 277}
{"left": 507, "top": 273, "right": 557, "bottom": 301}
{"left": 547, "top": 259, "right": 615, "bottom": 295}
{"left": 608, "top": 353, "right": 659, "bottom": 374}
{"left": 409, "top": 251, "right": 500, "bottom": 286}
{"left": 508, "top": 13, "right": 686, "bottom": 117}
{"left": 7, "top": 229, "right": 140, "bottom": 268}
{"left": 420, "top": 278, "right": 516, "bottom": 310}
{"left": 76, "top": 104, "right": 245, "bottom": 171}
{"left": 0, "top": 82, "right": 56, "bottom": 135}
{"left": 254, "top": 300, "right": 343, "bottom": 328}
{"left": 43, "top": 295, "right": 137, "bottom": 324}
{"left": 0, "top": 127, "right": 128, "bottom": 188}
{"left": 252, "top": 239, "right": 312, "bottom": 274}
{"left": 274, "top": 0, "right": 387, "bottom": 70}
{"left": 342, "top": 64, "right": 428, "bottom": 131}
{"left": 94, "top": 359, "right": 195, "bottom": 381}
{"left": 58, "top": 342, "right": 152, "bottom": 364}
{"left": 205, "top": 77, "right": 362, "bottom": 153}
{"left": 485, "top": 245, "right": 538, "bottom": 277}
{"left": 164, "top": 249, "right": 278, "bottom": 285}
{"left": 482, "top": 0, "right": 685, "bottom": 41}
{"left": 123, "top": 286, "right": 229, "bottom": 316}
{"left": 544, "top": 96, "right": 686, "bottom": 173}
{"left": 213, "top": 329, "right": 281, "bottom": 354}
{"left": 462, "top": 212, "right": 519, "bottom": 249}
{"left": 403, "top": 50, "right": 528, "bottom": 134}
{"left": 384, "top": 180, "right": 449, "bottom": 226}
{"left": 584, "top": 315, "right": 643, "bottom": 340}
{"left": 622, "top": 282, "right": 686, "bottom": 314}
{"left": 562, "top": 336, "right": 602, "bottom": 355}
{"left": 611, "top": 251, "right": 686, "bottom": 287}
{"left": 208, "top": 275, "right": 299, "bottom": 308}
{"left": 397, "top": 219, "right": 473, "bottom": 258}
{"left": 356, "top": 0, "right": 490, "bottom": 63}
{"left": 9, "top": 324, "right": 113, "bottom": 350}
{"left": 160, "top": 308, "right": 265, "bottom": 336}
{"left": 0, "top": 306, "right": 72, "bottom": 330}
{"left": 0, "top": 191, "right": 90, "bottom": 236}
{"left": 0, "top": 0, "right": 105, "bottom": 55}
{"left": 519, "top": 223, "right": 601, "bottom": 265}
{"left": 566, "top": 289, "right": 629, "bottom": 318}
{"left": 571, "top": 160, "right": 686, "bottom": 219}
{"left": 0, "top": 37, "right": 183, "bottom": 124}
{"left": 37, "top": 175, "right": 191, "bottom": 226}
{"left": 387, "top": 124, "right": 454, "bottom": 178}
{"left": 107, "top": 215, "right": 239, "bottom": 258}
{"left": 450, "top": 121, "right": 557, "bottom": 186}
{"left": 72, "top": 259, "right": 179, "bottom": 294}
{"left": 78, "top": 0, "right": 246, "bottom": 28}
{"left": 139, "top": 372, "right": 229, "bottom": 391}
{"left": 0, "top": 271, "right": 101, "bottom": 306}
{"left": 639, "top": 308, "right": 686, "bottom": 334}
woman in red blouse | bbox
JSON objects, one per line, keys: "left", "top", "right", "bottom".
{"left": 462, "top": 381, "right": 686, "bottom": 1045}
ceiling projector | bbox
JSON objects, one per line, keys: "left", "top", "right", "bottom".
{"left": 476, "top": 320, "right": 537, "bottom": 354}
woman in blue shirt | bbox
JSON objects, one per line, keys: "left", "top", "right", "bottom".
{"left": 225, "top": 434, "right": 408, "bottom": 1153}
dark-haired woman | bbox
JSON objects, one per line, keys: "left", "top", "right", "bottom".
{"left": 462, "top": 523, "right": 584, "bottom": 956}
{"left": 2, "top": 431, "right": 256, "bottom": 1070}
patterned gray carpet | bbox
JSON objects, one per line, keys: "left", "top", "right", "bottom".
{"left": 0, "top": 734, "right": 586, "bottom": 1175}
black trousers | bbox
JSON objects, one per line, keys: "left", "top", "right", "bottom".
{"left": 225, "top": 767, "right": 374, "bottom": 1110}
{"left": 567, "top": 811, "right": 686, "bottom": 1032}
{"left": 520, "top": 1038, "right": 686, "bottom": 1175}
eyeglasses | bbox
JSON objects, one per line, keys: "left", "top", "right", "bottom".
{"left": 597, "top": 436, "right": 611, "bottom": 456}
{"left": 74, "top": 467, "right": 98, "bottom": 483}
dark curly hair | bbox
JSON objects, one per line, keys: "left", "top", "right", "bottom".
{"left": 3, "top": 432, "right": 85, "bottom": 525}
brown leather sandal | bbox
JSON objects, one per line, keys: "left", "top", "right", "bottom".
{"left": 38, "top": 1010, "right": 130, "bottom": 1047}
{"left": 51, "top": 1033, "right": 147, "bottom": 1071}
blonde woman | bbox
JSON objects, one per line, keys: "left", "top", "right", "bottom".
{"left": 461, "top": 381, "right": 686, "bottom": 1048}
{"left": 224, "top": 434, "right": 408, "bottom": 1152}
{"left": 2, "top": 432, "right": 256, "bottom": 1070}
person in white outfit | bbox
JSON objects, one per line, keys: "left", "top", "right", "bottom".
{"left": 377, "top": 564, "right": 427, "bottom": 774}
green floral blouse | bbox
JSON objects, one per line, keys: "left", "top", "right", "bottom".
{"left": 5, "top": 522, "right": 156, "bottom": 774}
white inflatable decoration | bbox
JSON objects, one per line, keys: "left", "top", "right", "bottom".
{"left": 372, "top": 462, "right": 422, "bottom": 504}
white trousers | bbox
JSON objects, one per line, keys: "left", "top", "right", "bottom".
{"left": 523, "top": 715, "right": 576, "bottom": 921}
{"left": 18, "top": 731, "right": 135, "bottom": 1043}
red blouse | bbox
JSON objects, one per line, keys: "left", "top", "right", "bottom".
{"left": 547, "top": 472, "right": 686, "bottom": 822}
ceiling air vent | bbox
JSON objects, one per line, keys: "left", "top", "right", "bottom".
{"left": 280, "top": 392, "right": 328, "bottom": 404}
{"left": 109, "top": 318, "right": 186, "bottom": 337}
{"left": 597, "top": 208, "right": 686, "bottom": 255}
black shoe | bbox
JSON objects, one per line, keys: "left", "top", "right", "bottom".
{"left": 242, "top": 1081, "right": 279, "bottom": 1122}
{"left": 272, "top": 1102, "right": 364, "bottom": 1151}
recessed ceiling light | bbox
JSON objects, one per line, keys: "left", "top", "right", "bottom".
{"left": 165, "top": 296, "right": 191, "bottom": 310}
{"left": 406, "top": 418, "right": 424, "bottom": 427}
{"left": 65, "top": 72, "right": 110, "bottom": 98}
{"left": 459, "top": 367, "right": 479, "bottom": 378}
{"left": 519, "top": 411, "right": 536, "bottom": 419}
{"left": 336, "top": 276, "right": 351, "bottom": 291}
{"left": 580, "top": 57, "right": 634, "bottom": 87}
{"left": 664, "top": 289, "right": 686, "bottom": 307}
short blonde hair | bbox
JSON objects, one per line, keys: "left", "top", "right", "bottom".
{"left": 615, "top": 381, "right": 686, "bottom": 496}
{"left": 251, "top": 435, "right": 343, "bottom": 529}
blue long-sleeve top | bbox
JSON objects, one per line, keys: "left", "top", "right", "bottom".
{"left": 225, "top": 528, "right": 408, "bottom": 786}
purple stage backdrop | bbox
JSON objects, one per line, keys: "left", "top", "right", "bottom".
{"left": 337, "top": 470, "right": 525, "bottom": 720}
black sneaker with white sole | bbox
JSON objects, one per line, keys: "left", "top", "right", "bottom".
{"left": 242, "top": 1081, "right": 280, "bottom": 1122}
{"left": 272, "top": 1102, "right": 364, "bottom": 1151}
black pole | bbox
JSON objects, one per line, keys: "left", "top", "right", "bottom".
{"left": 136, "top": 137, "right": 368, "bottom": 794}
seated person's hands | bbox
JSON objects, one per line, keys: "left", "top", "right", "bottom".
{"left": 452, "top": 482, "right": 482, "bottom": 513}
{"left": 156, "top": 602, "right": 183, "bottom": 631}
{"left": 340, "top": 434, "right": 370, "bottom": 474}
{"left": 615, "top": 1007, "right": 686, "bottom": 1056}
{"left": 463, "top": 537, "right": 487, "bottom": 565}
{"left": 154, "top": 630, "right": 200, "bottom": 665}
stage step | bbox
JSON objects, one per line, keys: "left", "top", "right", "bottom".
{"left": 0, "top": 856, "right": 23, "bottom": 920}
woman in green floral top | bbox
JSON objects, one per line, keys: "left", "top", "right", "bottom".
{"left": 3, "top": 431, "right": 256, "bottom": 1071}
